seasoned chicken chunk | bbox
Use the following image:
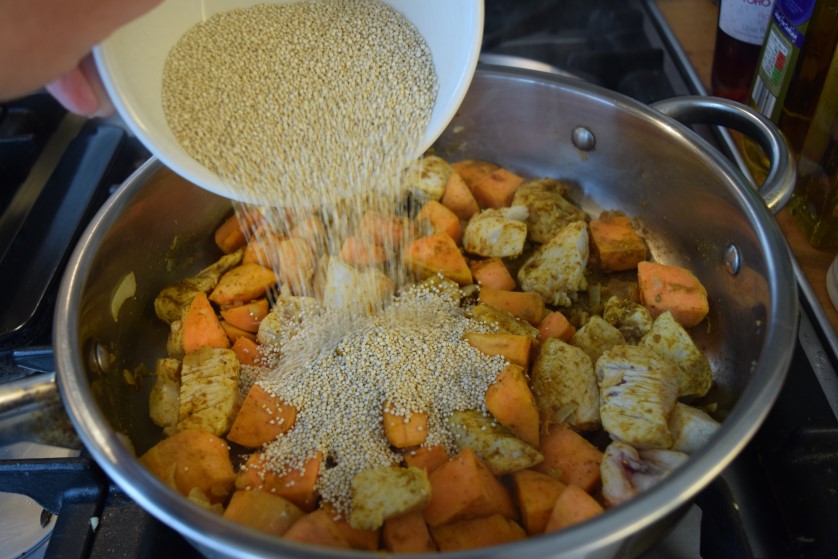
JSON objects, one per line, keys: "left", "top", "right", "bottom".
{"left": 596, "top": 345, "right": 679, "bottom": 449}
{"left": 166, "top": 319, "right": 185, "bottom": 359}
{"left": 571, "top": 315, "right": 626, "bottom": 365}
{"left": 466, "top": 303, "right": 540, "bottom": 340}
{"left": 154, "top": 248, "right": 244, "bottom": 323}
{"left": 177, "top": 346, "right": 240, "bottom": 436}
{"left": 448, "top": 410, "right": 543, "bottom": 475}
{"left": 603, "top": 296, "right": 653, "bottom": 344}
{"left": 517, "top": 220, "right": 588, "bottom": 306}
{"left": 257, "top": 296, "right": 322, "bottom": 346}
{"left": 149, "top": 357, "right": 181, "bottom": 436}
{"left": 404, "top": 155, "right": 451, "bottom": 202}
{"left": 349, "top": 466, "right": 431, "bottom": 530}
{"left": 511, "top": 178, "right": 587, "bottom": 243}
{"left": 600, "top": 441, "right": 688, "bottom": 507}
{"left": 669, "top": 402, "right": 720, "bottom": 453}
{"left": 463, "top": 206, "right": 529, "bottom": 258}
{"left": 322, "top": 258, "right": 394, "bottom": 314}
{"left": 530, "top": 338, "right": 600, "bottom": 431}
{"left": 640, "top": 311, "right": 713, "bottom": 398}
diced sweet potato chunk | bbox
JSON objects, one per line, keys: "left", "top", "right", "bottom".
{"left": 227, "top": 384, "right": 297, "bottom": 448}
{"left": 139, "top": 429, "right": 235, "bottom": 504}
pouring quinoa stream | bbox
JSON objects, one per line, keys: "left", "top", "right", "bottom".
{"left": 44, "top": 0, "right": 798, "bottom": 556}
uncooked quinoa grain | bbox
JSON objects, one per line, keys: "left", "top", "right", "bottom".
{"left": 162, "top": 0, "right": 438, "bottom": 208}
{"left": 254, "top": 282, "right": 507, "bottom": 515}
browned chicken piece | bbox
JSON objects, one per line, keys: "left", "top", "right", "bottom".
{"left": 639, "top": 311, "right": 713, "bottom": 398}
{"left": 596, "top": 345, "right": 680, "bottom": 449}
{"left": 447, "top": 410, "right": 543, "bottom": 475}
{"left": 517, "top": 220, "right": 589, "bottom": 306}
{"left": 404, "top": 155, "right": 451, "bottom": 202}
{"left": 154, "top": 247, "right": 244, "bottom": 323}
{"left": 571, "top": 315, "right": 626, "bottom": 365}
{"left": 149, "top": 357, "right": 181, "bottom": 436}
{"left": 530, "top": 338, "right": 601, "bottom": 431}
{"left": 349, "top": 466, "right": 431, "bottom": 530}
{"left": 602, "top": 296, "right": 653, "bottom": 344}
{"left": 669, "top": 402, "right": 720, "bottom": 453}
{"left": 166, "top": 319, "right": 185, "bottom": 359}
{"left": 177, "top": 346, "right": 240, "bottom": 436}
{"left": 600, "top": 440, "right": 688, "bottom": 507}
{"left": 511, "top": 178, "right": 587, "bottom": 244}
{"left": 463, "top": 206, "right": 529, "bottom": 258}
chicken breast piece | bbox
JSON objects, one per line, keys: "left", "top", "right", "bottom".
{"left": 404, "top": 155, "right": 451, "bottom": 202}
{"left": 669, "top": 402, "right": 720, "bottom": 454}
{"left": 463, "top": 206, "right": 529, "bottom": 258}
{"left": 447, "top": 410, "right": 543, "bottom": 475}
{"left": 149, "top": 357, "right": 181, "bottom": 436}
{"left": 600, "top": 440, "right": 688, "bottom": 507}
{"left": 257, "top": 295, "right": 322, "bottom": 347}
{"left": 603, "top": 296, "right": 653, "bottom": 344}
{"left": 530, "top": 338, "right": 600, "bottom": 431}
{"left": 349, "top": 466, "right": 431, "bottom": 530}
{"left": 511, "top": 178, "right": 588, "bottom": 244}
{"left": 322, "top": 258, "right": 394, "bottom": 314}
{"left": 517, "top": 220, "right": 588, "bottom": 306}
{"left": 596, "top": 345, "right": 679, "bottom": 449}
{"left": 571, "top": 315, "right": 626, "bottom": 365}
{"left": 177, "top": 346, "right": 240, "bottom": 436}
{"left": 154, "top": 248, "right": 244, "bottom": 323}
{"left": 639, "top": 311, "right": 713, "bottom": 398}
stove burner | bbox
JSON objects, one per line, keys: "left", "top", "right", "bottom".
{"left": 0, "top": 442, "right": 77, "bottom": 559}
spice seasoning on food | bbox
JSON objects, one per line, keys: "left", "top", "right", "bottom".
{"left": 161, "top": 0, "right": 438, "bottom": 209}
{"left": 255, "top": 281, "right": 507, "bottom": 515}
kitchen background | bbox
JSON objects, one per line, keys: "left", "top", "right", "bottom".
{"left": 1, "top": 0, "right": 837, "bottom": 557}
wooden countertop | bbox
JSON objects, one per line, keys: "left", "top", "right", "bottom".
{"left": 655, "top": 0, "right": 838, "bottom": 336}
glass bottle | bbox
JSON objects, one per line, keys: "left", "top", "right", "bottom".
{"left": 741, "top": 0, "right": 838, "bottom": 186}
{"left": 711, "top": 0, "right": 777, "bottom": 103}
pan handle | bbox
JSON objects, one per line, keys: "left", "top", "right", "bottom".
{"left": 650, "top": 96, "right": 796, "bottom": 214}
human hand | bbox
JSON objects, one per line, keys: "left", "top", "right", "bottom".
{"left": 45, "top": 54, "right": 114, "bottom": 117}
{"left": 0, "top": 0, "right": 162, "bottom": 116}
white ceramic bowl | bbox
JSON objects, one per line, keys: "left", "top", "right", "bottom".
{"left": 93, "top": 0, "right": 483, "bottom": 202}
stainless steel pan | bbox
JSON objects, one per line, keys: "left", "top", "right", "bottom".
{"left": 48, "top": 66, "right": 798, "bottom": 558}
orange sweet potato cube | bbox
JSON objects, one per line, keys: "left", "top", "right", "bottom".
{"left": 484, "top": 363, "right": 540, "bottom": 448}
{"left": 589, "top": 214, "right": 647, "bottom": 272}
{"left": 637, "top": 261, "right": 709, "bottom": 328}
{"left": 139, "top": 429, "right": 235, "bottom": 505}
{"left": 478, "top": 287, "right": 545, "bottom": 326}
{"left": 422, "top": 448, "right": 515, "bottom": 527}
{"left": 534, "top": 424, "right": 604, "bottom": 493}
{"left": 470, "top": 167, "right": 525, "bottom": 209}
{"left": 382, "top": 510, "right": 437, "bottom": 553}
{"left": 283, "top": 509, "right": 352, "bottom": 549}
{"left": 418, "top": 200, "right": 464, "bottom": 245}
{"left": 227, "top": 384, "right": 297, "bottom": 448}
{"left": 441, "top": 171, "right": 479, "bottom": 220}
{"left": 223, "top": 490, "right": 304, "bottom": 536}
{"left": 470, "top": 258, "right": 516, "bottom": 291}
{"left": 430, "top": 514, "right": 526, "bottom": 551}
{"left": 403, "top": 445, "right": 449, "bottom": 474}
{"left": 403, "top": 233, "right": 472, "bottom": 285}
{"left": 510, "top": 469, "right": 567, "bottom": 535}
{"left": 383, "top": 403, "right": 429, "bottom": 449}
{"left": 544, "top": 484, "right": 604, "bottom": 533}
{"left": 464, "top": 332, "right": 532, "bottom": 368}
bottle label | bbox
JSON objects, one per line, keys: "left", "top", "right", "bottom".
{"left": 748, "top": 0, "right": 816, "bottom": 120}
{"left": 719, "top": 0, "right": 777, "bottom": 44}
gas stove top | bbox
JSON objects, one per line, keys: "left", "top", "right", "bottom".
{"left": 1, "top": 1, "right": 838, "bottom": 558}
